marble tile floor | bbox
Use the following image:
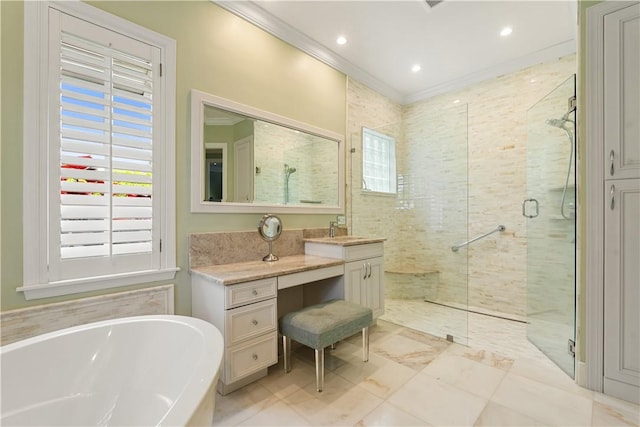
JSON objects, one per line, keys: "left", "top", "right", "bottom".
{"left": 213, "top": 319, "right": 639, "bottom": 426}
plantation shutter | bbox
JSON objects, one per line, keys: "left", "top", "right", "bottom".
{"left": 49, "top": 10, "right": 160, "bottom": 281}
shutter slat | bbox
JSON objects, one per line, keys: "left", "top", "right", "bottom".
{"left": 60, "top": 169, "right": 110, "bottom": 183}
{"left": 113, "top": 242, "right": 152, "bottom": 255}
{"left": 61, "top": 205, "right": 110, "bottom": 219}
{"left": 61, "top": 219, "right": 110, "bottom": 232}
{"left": 62, "top": 88, "right": 109, "bottom": 107}
{"left": 63, "top": 115, "right": 110, "bottom": 131}
{"left": 113, "top": 230, "right": 152, "bottom": 243}
{"left": 112, "top": 145, "right": 152, "bottom": 162}
{"left": 61, "top": 128, "right": 109, "bottom": 144}
{"left": 61, "top": 194, "right": 110, "bottom": 206}
{"left": 61, "top": 62, "right": 108, "bottom": 84}
{"left": 61, "top": 245, "right": 110, "bottom": 259}
{"left": 61, "top": 231, "right": 109, "bottom": 246}
{"left": 112, "top": 171, "right": 152, "bottom": 184}
{"left": 112, "top": 100, "right": 151, "bottom": 116}
{"left": 61, "top": 180, "right": 108, "bottom": 194}
{"left": 112, "top": 124, "right": 152, "bottom": 139}
{"left": 112, "top": 159, "right": 152, "bottom": 173}
{"left": 62, "top": 101, "right": 109, "bottom": 119}
{"left": 61, "top": 75, "right": 108, "bottom": 99}
{"left": 112, "top": 136, "right": 151, "bottom": 150}
{"left": 113, "top": 219, "right": 152, "bottom": 231}
{"left": 113, "top": 196, "right": 152, "bottom": 206}
{"left": 61, "top": 140, "right": 109, "bottom": 157}
{"left": 113, "top": 88, "right": 152, "bottom": 107}
{"left": 61, "top": 155, "right": 108, "bottom": 169}
{"left": 113, "top": 206, "right": 152, "bottom": 218}
{"left": 113, "top": 185, "right": 152, "bottom": 196}
{"left": 112, "top": 112, "right": 151, "bottom": 128}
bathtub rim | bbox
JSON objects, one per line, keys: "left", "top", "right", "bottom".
{"left": 0, "top": 314, "right": 224, "bottom": 427}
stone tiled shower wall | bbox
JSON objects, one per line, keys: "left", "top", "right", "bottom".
{"left": 0, "top": 285, "right": 174, "bottom": 345}
{"left": 348, "top": 54, "right": 576, "bottom": 318}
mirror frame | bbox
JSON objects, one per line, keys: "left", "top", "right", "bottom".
{"left": 190, "top": 89, "right": 345, "bottom": 214}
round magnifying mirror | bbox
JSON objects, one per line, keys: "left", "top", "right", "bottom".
{"left": 258, "top": 214, "right": 282, "bottom": 261}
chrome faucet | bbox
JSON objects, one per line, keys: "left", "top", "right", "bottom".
{"left": 329, "top": 221, "right": 338, "bottom": 238}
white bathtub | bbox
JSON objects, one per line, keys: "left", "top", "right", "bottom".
{"left": 1, "top": 315, "right": 224, "bottom": 426}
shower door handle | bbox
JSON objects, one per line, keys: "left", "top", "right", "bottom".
{"left": 522, "top": 198, "right": 539, "bottom": 218}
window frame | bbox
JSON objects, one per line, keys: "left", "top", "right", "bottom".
{"left": 361, "top": 127, "right": 397, "bottom": 195}
{"left": 21, "top": 1, "right": 177, "bottom": 300}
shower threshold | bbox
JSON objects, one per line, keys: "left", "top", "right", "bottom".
{"left": 423, "top": 299, "right": 527, "bottom": 324}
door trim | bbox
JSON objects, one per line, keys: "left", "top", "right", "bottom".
{"left": 584, "top": 0, "right": 639, "bottom": 393}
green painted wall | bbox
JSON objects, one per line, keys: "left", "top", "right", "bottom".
{"left": 0, "top": 1, "right": 347, "bottom": 313}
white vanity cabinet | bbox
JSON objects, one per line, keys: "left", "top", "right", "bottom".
{"left": 190, "top": 254, "right": 346, "bottom": 395}
{"left": 305, "top": 239, "right": 385, "bottom": 318}
{"left": 191, "top": 275, "right": 278, "bottom": 395}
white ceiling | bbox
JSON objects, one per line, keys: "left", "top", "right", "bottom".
{"left": 216, "top": 0, "right": 577, "bottom": 104}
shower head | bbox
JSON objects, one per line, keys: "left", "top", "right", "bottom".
{"left": 284, "top": 164, "right": 297, "bottom": 174}
{"left": 546, "top": 118, "right": 569, "bottom": 128}
{"left": 546, "top": 109, "right": 576, "bottom": 129}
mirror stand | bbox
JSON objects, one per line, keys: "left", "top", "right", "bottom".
{"left": 263, "top": 241, "right": 278, "bottom": 262}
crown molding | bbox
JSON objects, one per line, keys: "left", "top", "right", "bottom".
{"left": 213, "top": 1, "right": 576, "bottom": 106}
{"left": 404, "top": 40, "right": 577, "bottom": 105}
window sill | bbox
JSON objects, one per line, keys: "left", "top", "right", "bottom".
{"left": 360, "top": 190, "right": 397, "bottom": 198}
{"left": 17, "top": 268, "right": 180, "bottom": 300}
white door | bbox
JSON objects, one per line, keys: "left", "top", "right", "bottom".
{"left": 234, "top": 136, "right": 254, "bottom": 202}
{"left": 603, "top": 2, "right": 640, "bottom": 404}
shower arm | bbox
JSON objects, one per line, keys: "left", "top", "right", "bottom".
{"left": 451, "top": 225, "right": 506, "bottom": 252}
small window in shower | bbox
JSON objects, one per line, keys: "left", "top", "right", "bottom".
{"left": 362, "top": 127, "right": 397, "bottom": 194}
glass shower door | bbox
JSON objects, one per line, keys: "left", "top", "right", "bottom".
{"left": 525, "top": 75, "right": 576, "bottom": 377}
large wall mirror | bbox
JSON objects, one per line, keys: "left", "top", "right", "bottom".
{"left": 190, "top": 90, "right": 345, "bottom": 213}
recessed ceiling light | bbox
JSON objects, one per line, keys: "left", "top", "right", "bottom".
{"left": 336, "top": 36, "right": 347, "bottom": 45}
{"left": 500, "top": 27, "right": 513, "bottom": 37}
{"left": 411, "top": 64, "right": 421, "bottom": 73}
{"left": 453, "top": 99, "right": 460, "bottom": 104}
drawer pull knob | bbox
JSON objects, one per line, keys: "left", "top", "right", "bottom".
{"left": 252, "top": 353, "right": 258, "bottom": 361}
{"left": 252, "top": 289, "right": 258, "bottom": 296}
{"left": 252, "top": 319, "right": 258, "bottom": 326}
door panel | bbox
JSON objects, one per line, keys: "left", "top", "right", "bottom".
{"left": 525, "top": 74, "right": 576, "bottom": 378}
{"left": 604, "top": 3, "right": 640, "bottom": 180}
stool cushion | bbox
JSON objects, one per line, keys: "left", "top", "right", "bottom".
{"left": 279, "top": 300, "right": 373, "bottom": 349}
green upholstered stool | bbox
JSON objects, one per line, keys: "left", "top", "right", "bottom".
{"left": 279, "top": 299, "right": 373, "bottom": 392}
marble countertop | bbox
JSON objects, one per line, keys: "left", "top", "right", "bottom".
{"left": 190, "top": 254, "right": 344, "bottom": 285}
{"left": 304, "top": 236, "right": 386, "bottom": 246}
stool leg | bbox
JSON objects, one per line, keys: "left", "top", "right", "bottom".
{"left": 362, "top": 327, "right": 369, "bottom": 362}
{"left": 283, "top": 336, "right": 292, "bottom": 373}
{"left": 315, "top": 348, "right": 324, "bottom": 392}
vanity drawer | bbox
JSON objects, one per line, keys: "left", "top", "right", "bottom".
{"left": 225, "top": 331, "right": 277, "bottom": 383}
{"left": 225, "top": 277, "right": 277, "bottom": 309}
{"left": 344, "top": 242, "right": 384, "bottom": 261}
{"left": 226, "top": 298, "right": 277, "bottom": 345}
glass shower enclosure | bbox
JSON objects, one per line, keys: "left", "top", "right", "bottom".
{"left": 349, "top": 105, "right": 469, "bottom": 345}
{"left": 525, "top": 74, "right": 576, "bottom": 377}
